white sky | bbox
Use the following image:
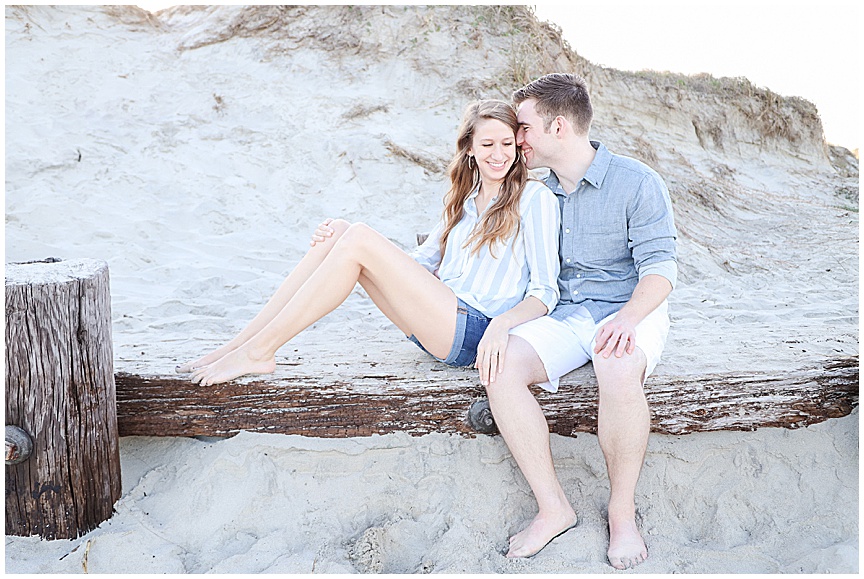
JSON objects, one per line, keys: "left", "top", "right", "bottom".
{"left": 134, "top": 2, "right": 860, "bottom": 151}
{"left": 534, "top": 1, "right": 860, "bottom": 151}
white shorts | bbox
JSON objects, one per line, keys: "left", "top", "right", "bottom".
{"left": 509, "top": 301, "right": 670, "bottom": 393}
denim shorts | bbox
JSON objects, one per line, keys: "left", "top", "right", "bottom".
{"left": 407, "top": 298, "right": 491, "bottom": 367}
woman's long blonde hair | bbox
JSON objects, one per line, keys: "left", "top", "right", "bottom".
{"left": 439, "top": 100, "right": 528, "bottom": 259}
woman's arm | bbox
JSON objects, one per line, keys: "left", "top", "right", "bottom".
{"left": 475, "top": 295, "right": 549, "bottom": 385}
{"left": 409, "top": 219, "right": 445, "bottom": 274}
{"left": 475, "top": 183, "right": 561, "bottom": 385}
{"left": 521, "top": 182, "right": 561, "bottom": 313}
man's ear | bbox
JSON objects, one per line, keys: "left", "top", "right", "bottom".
{"left": 553, "top": 115, "right": 568, "bottom": 137}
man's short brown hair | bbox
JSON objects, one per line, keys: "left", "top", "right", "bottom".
{"left": 512, "top": 73, "right": 593, "bottom": 135}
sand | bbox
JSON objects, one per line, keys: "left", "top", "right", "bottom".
{"left": 4, "top": 5, "right": 859, "bottom": 573}
{"left": 5, "top": 411, "right": 858, "bottom": 574}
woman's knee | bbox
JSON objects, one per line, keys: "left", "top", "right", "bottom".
{"left": 343, "top": 221, "right": 373, "bottom": 237}
{"left": 328, "top": 218, "right": 352, "bottom": 239}
{"left": 311, "top": 218, "right": 352, "bottom": 257}
{"left": 336, "top": 222, "right": 380, "bottom": 252}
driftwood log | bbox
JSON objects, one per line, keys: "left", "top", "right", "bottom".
{"left": 5, "top": 258, "right": 121, "bottom": 539}
{"left": 115, "top": 356, "right": 858, "bottom": 438}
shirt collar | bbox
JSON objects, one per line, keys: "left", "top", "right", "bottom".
{"left": 585, "top": 141, "right": 611, "bottom": 188}
{"left": 464, "top": 182, "right": 482, "bottom": 215}
{"left": 467, "top": 182, "right": 481, "bottom": 200}
{"left": 546, "top": 140, "right": 611, "bottom": 194}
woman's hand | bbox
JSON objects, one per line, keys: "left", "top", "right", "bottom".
{"left": 475, "top": 318, "right": 510, "bottom": 386}
{"left": 309, "top": 218, "right": 335, "bottom": 247}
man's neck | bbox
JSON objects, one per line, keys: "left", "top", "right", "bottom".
{"left": 550, "top": 137, "right": 596, "bottom": 194}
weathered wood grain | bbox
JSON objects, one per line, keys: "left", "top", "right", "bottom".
{"left": 5, "top": 259, "right": 122, "bottom": 540}
{"left": 115, "top": 356, "right": 858, "bottom": 438}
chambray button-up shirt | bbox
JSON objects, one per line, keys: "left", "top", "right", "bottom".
{"left": 548, "top": 141, "right": 677, "bottom": 323}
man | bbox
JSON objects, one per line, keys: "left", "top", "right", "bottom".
{"left": 488, "top": 73, "right": 677, "bottom": 569}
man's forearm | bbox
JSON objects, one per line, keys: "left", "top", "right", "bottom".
{"left": 615, "top": 274, "right": 673, "bottom": 325}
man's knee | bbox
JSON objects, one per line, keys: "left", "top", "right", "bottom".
{"left": 484, "top": 336, "right": 547, "bottom": 396}
{"left": 593, "top": 347, "right": 648, "bottom": 394}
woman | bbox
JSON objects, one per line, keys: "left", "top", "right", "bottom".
{"left": 178, "top": 100, "right": 560, "bottom": 386}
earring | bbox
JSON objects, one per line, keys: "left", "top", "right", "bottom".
{"left": 467, "top": 155, "right": 475, "bottom": 168}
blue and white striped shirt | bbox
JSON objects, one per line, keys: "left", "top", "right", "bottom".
{"left": 411, "top": 180, "right": 560, "bottom": 318}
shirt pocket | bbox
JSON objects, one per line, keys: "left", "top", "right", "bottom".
{"left": 438, "top": 248, "right": 467, "bottom": 280}
{"left": 571, "top": 218, "right": 627, "bottom": 267}
{"left": 573, "top": 233, "right": 627, "bottom": 267}
{"left": 577, "top": 193, "right": 628, "bottom": 260}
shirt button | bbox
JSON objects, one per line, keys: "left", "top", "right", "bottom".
{"left": 573, "top": 290, "right": 579, "bottom": 295}
{"left": 565, "top": 258, "right": 571, "bottom": 263}
{"left": 576, "top": 274, "right": 582, "bottom": 278}
{"left": 565, "top": 228, "right": 571, "bottom": 234}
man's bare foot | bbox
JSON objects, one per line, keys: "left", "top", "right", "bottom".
{"left": 176, "top": 345, "right": 237, "bottom": 374}
{"left": 505, "top": 510, "right": 578, "bottom": 558}
{"left": 189, "top": 347, "right": 276, "bottom": 386}
{"left": 607, "top": 518, "right": 648, "bottom": 570}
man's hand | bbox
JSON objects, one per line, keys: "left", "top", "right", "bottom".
{"left": 593, "top": 314, "right": 637, "bottom": 359}
{"left": 593, "top": 274, "right": 672, "bottom": 359}
{"left": 309, "top": 218, "right": 335, "bottom": 247}
{"left": 475, "top": 319, "right": 510, "bottom": 386}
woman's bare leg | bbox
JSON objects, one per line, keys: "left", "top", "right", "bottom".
{"left": 190, "top": 223, "right": 458, "bottom": 386}
{"left": 176, "top": 219, "right": 352, "bottom": 372}
{"left": 356, "top": 272, "right": 411, "bottom": 334}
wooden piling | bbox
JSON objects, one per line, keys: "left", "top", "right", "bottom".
{"left": 5, "top": 258, "right": 121, "bottom": 539}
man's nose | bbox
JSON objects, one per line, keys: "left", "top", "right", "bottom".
{"left": 515, "top": 128, "right": 525, "bottom": 145}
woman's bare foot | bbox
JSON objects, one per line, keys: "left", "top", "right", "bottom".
{"left": 607, "top": 517, "right": 648, "bottom": 570}
{"left": 189, "top": 346, "right": 276, "bottom": 386}
{"left": 176, "top": 344, "right": 238, "bottom": 374}
{"left": 505, "top": 509, "right": 578, "bottom": 558}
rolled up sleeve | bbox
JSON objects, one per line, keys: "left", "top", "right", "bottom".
{"left": 639, "top": 259, "right": 678, "bottom": 288}
{"left": 522, "top": 185, "right": 561, "bottom": 313}
{"left": 410, "top": 219, "right": 444, "bottom": 274}
{"left": 628, "top": 174, "right": 678, "bottom": 288}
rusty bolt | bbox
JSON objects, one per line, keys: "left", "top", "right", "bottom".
{"left": 6, "top": 425, "right": 33, "bottom": 465}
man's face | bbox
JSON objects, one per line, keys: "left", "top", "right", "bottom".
{"left": 516, "top": 99, "right": 556, "bottom": 170}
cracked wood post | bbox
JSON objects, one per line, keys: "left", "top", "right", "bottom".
{"left": 5, "top": 258, "right": 121, "bottom": 539}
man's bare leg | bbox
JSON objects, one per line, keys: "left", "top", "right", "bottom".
{"left": 485, "top": 337, "right": 578, "bottom": 558}
{"left": 176, "top": 219, "right": 352, "bottom": 372}
{"left": 593, "top": 348, "right": 650, "bottom": 570}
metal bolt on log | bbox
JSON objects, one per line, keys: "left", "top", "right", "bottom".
{"left": 5, "top": 425, "right": 33, "bottom": 465}
{"left": 467, "top": 397, "right": 498, "bottom": 434}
